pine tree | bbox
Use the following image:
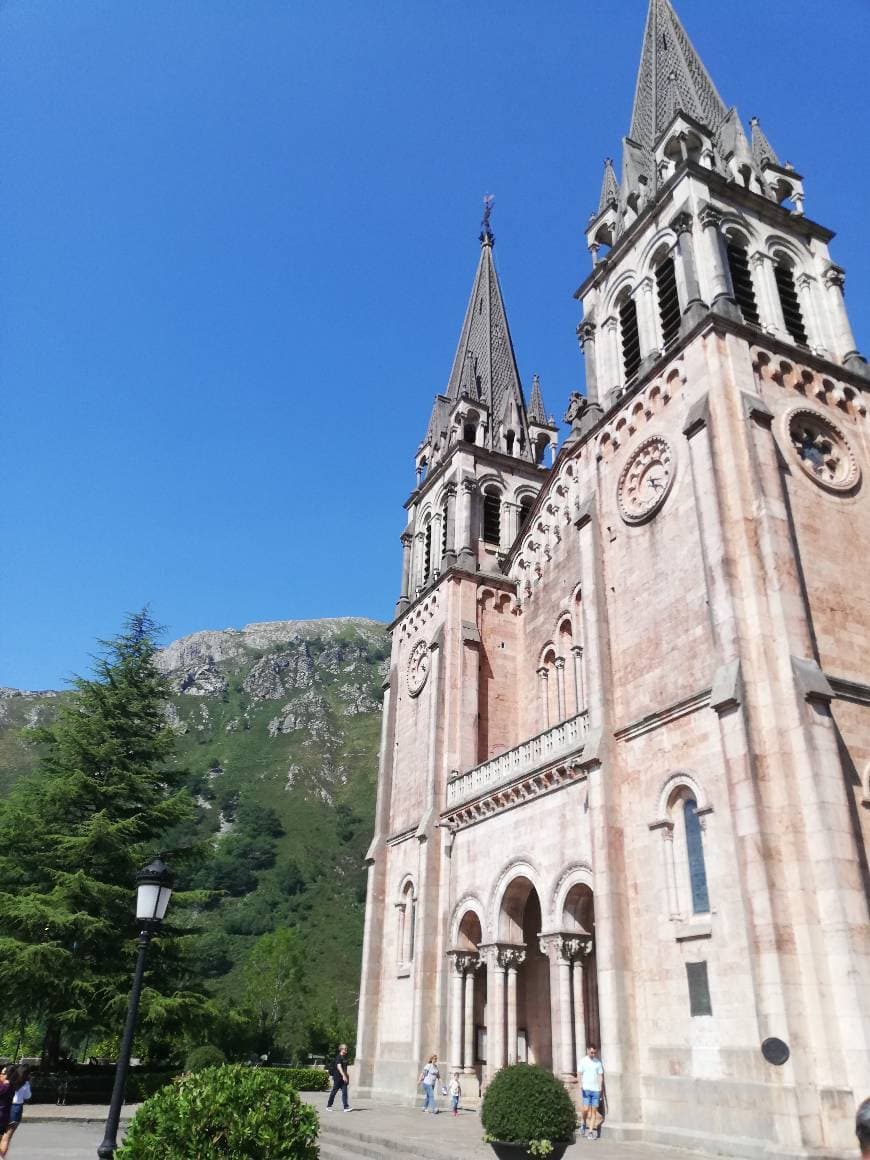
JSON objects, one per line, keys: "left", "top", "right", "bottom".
{"left": 0, "top": 610, "right": 206, "bottom": 1065}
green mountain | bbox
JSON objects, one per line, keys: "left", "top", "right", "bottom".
{"left": 0, "top": 616, "right": 391, "bottom": 1059}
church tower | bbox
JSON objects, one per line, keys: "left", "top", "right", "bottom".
{"left": 357, "top": 4, "right": 870, "bottom": 1156}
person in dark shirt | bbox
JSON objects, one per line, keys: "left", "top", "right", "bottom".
{"left": 325, "top": 1043, "right": 351, "bottom": 1112}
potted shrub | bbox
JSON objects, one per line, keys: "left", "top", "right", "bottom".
{"left": 116, "top": 1064, "right": 318, "bottom": 1159}
{"left": 481, "top": 1063, "right": 577, "bottom": 1159}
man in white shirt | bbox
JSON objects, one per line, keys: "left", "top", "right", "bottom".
{"left": 578, "top": 1044, "right": 604, "bottom": 1139}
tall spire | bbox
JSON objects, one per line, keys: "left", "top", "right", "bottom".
{"left": 527, "top": 374, "right": 547, "bottom": 424}
{"left": 440, "top": 199, "right": 532, "bottom": 455}
{"left": 750, "top": 115, "right": 780, "bottom": 169}
{"left": 597, "top": 158, "right": 619, "bottom": 215}
{"left": 629, "top": 0, "right": 728, "bottom": 151}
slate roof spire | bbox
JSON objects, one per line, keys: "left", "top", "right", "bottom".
{"left": 437, "top": 199, "right": 533, "bottom": 457}
{"left": 527, "top": 374, "right": 547, "bottom": 424}
{"left": 629, "top": 0, "right": 729, "bottom": 151}
{"left": 597, "top": 158, "right": 619, "bottom": 215}
{"left": 750, "top": 115, "right": 780, "bottom": 169}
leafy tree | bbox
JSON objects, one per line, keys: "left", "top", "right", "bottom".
{"left": 240, "top": 928, "right": 307, "bottom": 1059}
{"left": 0, "top": 610, "right": 207, "bottom": 1064}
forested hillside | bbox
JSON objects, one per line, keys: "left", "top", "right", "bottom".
{"left": 0, "top": 617, "right": 390, "bottom": 1061}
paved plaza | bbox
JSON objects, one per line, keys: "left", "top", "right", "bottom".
{"left": 15, "top": 1095, "right": 722, "bottom": 1160}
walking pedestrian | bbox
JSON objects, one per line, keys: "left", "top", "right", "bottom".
{"left": 857, "top": 1098, "right": 870, "bottom": 1159}
{"left": 0, "top": 1065, "right": 31, "bottom": 1157}
{"left": 578, "top": 1044, "right": 605, "bottom": 1139}
{"left": 418, "top": 1054, "right": 440, "bottom": 1113}
{"left": 325, "top": 1044, "right": 352, "bottom": 1112}
{"left": 448, "top": 1072, "right": 461, "bottom": 1116}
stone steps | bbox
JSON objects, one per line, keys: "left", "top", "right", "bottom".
{"left": 318, "top": 1110, "right": 493, "bottom": 1160}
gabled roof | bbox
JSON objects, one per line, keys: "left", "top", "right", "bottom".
{"left": 629, "top": 0, "right": 728, "bottom": 153}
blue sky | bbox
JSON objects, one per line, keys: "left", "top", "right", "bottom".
{"left": 3, "top": 0, "right": 869, "bottom": 689}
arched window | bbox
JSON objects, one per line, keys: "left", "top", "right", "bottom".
{"left": 505, "top": 430, "right": 515, "bottom": 456}
{"left": 619, "top": 295, "right": 641, "bottom": 383}
{"left": 534, "top": 433, "right": 550, "bottom": 465}
{"left": 482, "top": 487, "right": 501, "bottom": 545}
{"left": 655, "top": 256, "right": 681, "bottom": 350}
{"left": 397, "top": 879, "right": 417, "bottom": 967}
{"left": 519, "top": 495, "right": 534, "bottom": 532}
{"left": 683, "top": 797, "right": 710, "bottom": 914}
{"left": 441, "top": 503, "right": 449, "bottom": 556}
{"left": 725, "top": 238, "right": 760, "bottom": 326}
{"left": 423, "top": 519, "right": 433, "bottom": 580}
{"left": 773, "top": 259, "right": 808, "bottom": 346}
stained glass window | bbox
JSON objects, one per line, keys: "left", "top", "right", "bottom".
{"left": 684, "top": 797, "right": 710, "bottom": 914}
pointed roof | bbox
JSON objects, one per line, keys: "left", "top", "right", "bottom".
{"left": 750, "top": 115, "right": 780, "bottom": 169}
{"left": 527, "top": 374, "right": 547, "bottom": 424}
{"left": 629, "top": 0, "right": 729, "bottom": 150}
{"left": 597, "top": 158, "right": 619, "bottom": 215}
{"left": 441, "top": 220, "right": 533, "bottom": 456}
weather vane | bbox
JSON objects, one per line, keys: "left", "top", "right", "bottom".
{"left": 480, "top": 193, "right": 495, "bottom": 243}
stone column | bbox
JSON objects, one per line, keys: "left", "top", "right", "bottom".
{"left": 698, "top": 204, "right": 735, "bottom": 312}
{"left": 795, "top": 272, "right": 827, "bottom": 355}
{"left": 396, "top": 531, "right": 413, "bottom": 614}
{"left": 501, "top": 947, "right": 526, "bottom": 1066}
{"left": 578, "top": 321, "right": 598, "bottom": 406}
{"left": 413, "top": 531, "right": 426, "bottom": 596}
{"left": 537, "top": 667, "right": 550, "bottom": 731}
{"left": 554, "top": 657, "right": 567, "bottom": 722}
{"left": 539, "top": 934, "right": 572, "bottom": 1079}
{"left": 503, "top": 501, "right": 519, "bottom": 549}
{"left": 463, "top": 962, "right": 478, "bottom": 1074}
{"left": 481, "top": 945, "right": 506, "bottom": 1082}
{"left": 749, "top": 251, "right": 787, "bottom": 337}
{"left": 635, "top": 276, "right": 659, "bottom": 365}
{"left": 569, "top": 939, "right": 591, "bottom": 1070}
{"left": 432, "top": 511, "right": 444, "bottom": 574}
{"left": 448, "top": 954, "right": 465, "bottom": 1072}
{"left": 602, "top": 315, "right": 620, "bottom": 400}
{"left": 571, "top": 645, "right": 585, "bottom": 715}
{"left": 442, "top": 484, "right": 457, "bottom": 568}
{"left": 670, "top": 211, "right": 706, "bottom": 328}
{"left": 458, "top": 478, "right": 477, "bottom": 569}
{"left": 821, "top": 264, "right": 862, "bottom": 365}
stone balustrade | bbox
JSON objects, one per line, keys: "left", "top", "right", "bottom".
{"left": 446, "top": 711, "right": 589, "bottom": 807}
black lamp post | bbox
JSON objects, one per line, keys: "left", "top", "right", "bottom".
{"left": 97, "top": 857, "right": 174, "bottom": 1160}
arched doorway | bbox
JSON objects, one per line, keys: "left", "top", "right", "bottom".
{"left": 497, "top": 877, "right": 552, "bottom": 1070}
{"left": 448, "top": 911, "right": 485, "bottom": 1083}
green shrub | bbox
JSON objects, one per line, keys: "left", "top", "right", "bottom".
{"left": 271, "top": 1066, "right": 329, "bottom": 1091}
{"left": 481, "top": 1064, "right": 577, "bottom": 1154}
{"left": 116, "top": 1064, "right": 318, "bottom": 1160}
{"left": 184, "top": 1045, "right": 226, "bottom": 1072}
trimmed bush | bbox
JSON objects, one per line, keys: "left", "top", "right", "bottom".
{"left": 481, "top": 1064, "right": 577, "bottom": 1154}
{"left": 271, "top": 1066, "right": 330, "bottom": 1092}
{"left": 116, "top": 1064, "right": 319, "bottom": 1159}
{"left": 184, "top": 1045, "right": 226, "bottom": 1073}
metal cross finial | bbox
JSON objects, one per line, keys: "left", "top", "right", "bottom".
{"left": 480, "top": 193, "right": 495, "bottom": 244}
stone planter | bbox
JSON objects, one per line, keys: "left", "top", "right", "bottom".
{"left": 489, "top": 1143, "right": 570, "bottom": 1160}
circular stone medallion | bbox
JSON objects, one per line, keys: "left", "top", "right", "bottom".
{"left": 406, "top": 640, "right": 430, "bottom": 697}
{"left": 617, "top": 436, "right": 676, "bottom": 525}
{"left": 785, "top": 408, "right": 860, "bottom": 493}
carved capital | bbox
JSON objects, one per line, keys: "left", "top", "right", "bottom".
{"left": 577, "top": 321, "right": 597, "bottom": 348}
{"left": 461, "top": 478, "right": 478, "bottom": 495}
{"left": 749, "top": 249, "right": 772, "bottom": 270}
{"left": 823, "top": 263, "right": 846, "bottom": 291}
{"left": 795, "top": 272, "right": 815, "bottom": 292}
{"left": 698, "top": 204, "right": 722, "bottom": 231}
{"left": 537, "top": 667, "right": 549, "bottom": 680}
{"left": 602, "top": 314, "right": 619, "bottom": 334}
{"left": 562, "top": 936, "right": 592, "bottom": 962}
{"left": 538, "top": 933, "right": 565, "bottom": 960}
{"left": 498, "top": 946, "right": 526, "bottom": 971}
{"left": 670, "top": 210, "right": 693, "bottom": 236}
{"left": 571, "top": 645, "right": 584, "bottom": 659}
{"left": 447, "top": 950, "right": 481, "bottom": 975}
{"left": 401, "top": 531, "right": 414, "bottom": 546}
{"left": 554, "top": 657, "right": 566, "bottom": 671}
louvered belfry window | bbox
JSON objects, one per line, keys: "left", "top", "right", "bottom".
{"left": 483, "top": 490, "right": 501, "bottom": 545}
{"left": 423, "top": 522, "right": 432, "bottom": 579}
{"left": 620, "top": 295, "right": 642, "bottom": 383}
{"left": 656, "top": 257, "right": 681, "bottom": 349}
{"left": 774, "top": 262, "right": 808, "bottom": 346}
{"left": 726, "top": 241, "right": 760, "bottom": 326}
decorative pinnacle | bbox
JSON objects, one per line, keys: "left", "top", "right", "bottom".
{"left": 480, "top": 193, "right": 495, "bottom": 246}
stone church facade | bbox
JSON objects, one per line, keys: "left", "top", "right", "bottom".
{"left": 354, "top": 2, "right": 870, "bottom": 1156}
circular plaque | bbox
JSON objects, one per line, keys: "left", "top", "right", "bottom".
{"left": 785, "top": 408, "right": 860, "bottom": 493}
{"left": 617, "top": 436, "right": 676, "bottom": 524}
{"left": 761, "top": 1037, "right": 790, "bottom": 1066}
{"left": 406, "top": 640, "right": 430, "bottom": 697}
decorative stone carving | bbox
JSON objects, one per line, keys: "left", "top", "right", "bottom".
{"left": 406, "top": 639, "right": 431, "bottom": 696}
{"left": 617, "top": 436, "right": 676, "bottom": 524}
{"left": 498, "top": 946, "right": 526, "bottom": 970}
{"left": 784, "top": 408, "right": 860, "bottom": 493}
{"left": 448, "top": 950, "right": 481, "bottom": 974}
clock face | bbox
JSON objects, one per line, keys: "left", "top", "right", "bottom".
{"left": 785, "top": 408, "right": 860, "bottom": 493}
{"left": 406, "top": 640, "right": 430, "bottom": 696}
{"left": 618, "top": 436, "right": 675, "bottom": 524}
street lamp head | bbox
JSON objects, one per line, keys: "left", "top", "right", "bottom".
{"left": 135, "top": 856, "right": 174, "bottom": 925}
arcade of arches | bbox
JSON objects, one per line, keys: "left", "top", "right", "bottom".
{"left": 447, "top": 878, "right": 600, "bottom": 1085}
